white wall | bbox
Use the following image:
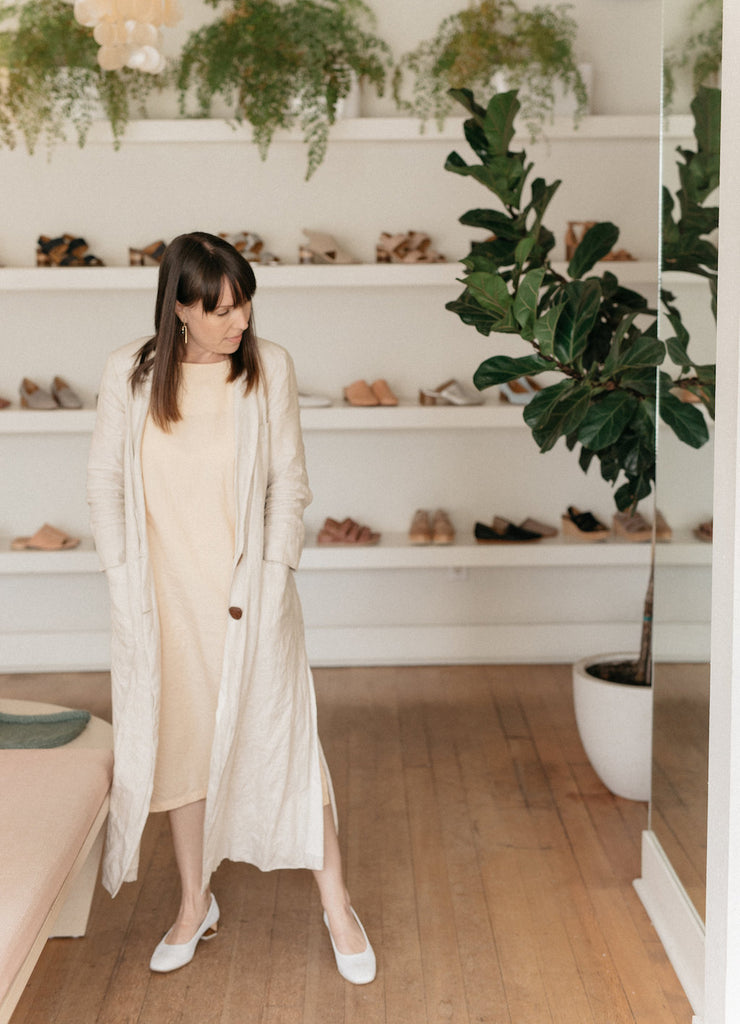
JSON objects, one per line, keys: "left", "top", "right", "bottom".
{"left": 2, "top": 0, "right": 714, "bottom": 672}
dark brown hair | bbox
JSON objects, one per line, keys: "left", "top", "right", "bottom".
{"left": 131, "top": 232, "right": 260, "bottom": 428}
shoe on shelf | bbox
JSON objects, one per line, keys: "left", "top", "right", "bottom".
{"left": 128, "top": 240, "right": 167, "bottom": 266}
{"left": 655, "top": 509, "right": 673, "bottom": 542}
{"left": 299, "top": 230, "right": 358, "bottom": 265}
{"left": 375, "top": 230, "right": 445, "bottom": 264}
{"left": 11, "top": 523, "right": 80, "bottom": 551}
{"left": 519, "top": 517, "right": 558, "bottom": 538}
{"left": 474, "top": 517, "right": 542, "bottom": 543}
{"left": 613, "top": 510, "right": 653, "bottom": 543}
{"left": 343, "top": 380, "right": 379, "bottom": 407}
{"left": 0, "top": 395, "right": 10, "bottom": 409}
{"left": 499, "top": 376, "right": 541, "bottom": 405}
{"left": 36, "top": 234, "right": 104, "bottom": 267}
{"left": 323, "top": 907, "right": 376, "bottom": 985}
{"left": 149, "top": 894, "right": 220, "bottom": 973}
{"left": 219, "top": 231, "right": 280, "bottom": 265}
{"left": 419, "top": 379, "right": 483, "bottom": 406}
{"left": 369, "top": 379, "right": 398, "bottom": 406}
{"left": 561, "top": 506, "right": 609, "bottom": 541}
{"left": 694, "top": 519, "right": 713, "bottom": 542}
{"left": 298, "top": 391, "right": 332, "bottom": 408}
{"left": 51, "top": 376, "right": 82, "bottom": 409}
{"left": 317, "top": 517, "right": 380, "bottom": 546}
{"left": 19, "top": 378, "right": 56, "bottom": 410}
{"left": 432, "top": 509, "right": 455, "bottom": 544}
{"left": 408, "top": 509, "right": 433, "bottom": 545}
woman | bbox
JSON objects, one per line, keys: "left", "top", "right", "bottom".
{"left": 87, "top": 232, "right": 374, "bottom": 984}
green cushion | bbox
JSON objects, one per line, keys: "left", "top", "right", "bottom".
{"left": 0, "top": 710, "right": 91, "bottom": 749}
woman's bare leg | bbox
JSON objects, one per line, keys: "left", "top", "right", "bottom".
{"left": 312, "top": 804, "right": 367, "bottom": 954}
{"left": 166, "top": 798, "right": 212, "bottom": 944}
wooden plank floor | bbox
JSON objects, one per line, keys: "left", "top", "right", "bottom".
{"left": 0, "top": 665, "right": 693, "bottom": 1024}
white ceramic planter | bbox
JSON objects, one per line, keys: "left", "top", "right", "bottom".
{"left": 572, "top": 652, "right": 652, "bottom": 801}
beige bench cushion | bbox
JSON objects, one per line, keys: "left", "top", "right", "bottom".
{"left": 0, "top": 747, "right": 113, "bottom": 1002}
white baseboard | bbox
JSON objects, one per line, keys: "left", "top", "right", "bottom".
{"left": 0, "top": 622, "right": 705, "bottom": 672}
{"left": 634, "top": 830, "right": 705, "bottom": 1018}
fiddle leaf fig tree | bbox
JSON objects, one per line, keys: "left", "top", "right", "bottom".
{"left": 444, "top": 87, "right": 716, "bottom": 686}
{"left": 445, "top": 87, "right": 711, "bottom": 514}
{"left": 661, "top": 86, "right": 719, "bottom": 416}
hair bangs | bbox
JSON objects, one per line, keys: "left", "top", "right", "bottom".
{"left": 176, "top": 234, "right": 257, "bottom": 314}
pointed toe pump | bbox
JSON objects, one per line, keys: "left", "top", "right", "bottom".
{"left": 149, "top": 894, "right": 220, "bottom": 973}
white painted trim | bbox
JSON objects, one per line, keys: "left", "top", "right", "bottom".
{"left": 703, "top": 7, "right": 740, "bottom": 1023}
{"left": 634, "top": 830, "right": 705, "bottom": 1017}
{"left": 0, "top": 622, "right": 707, "bottom": 673}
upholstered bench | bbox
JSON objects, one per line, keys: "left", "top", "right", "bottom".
{"left": 0, "top": 699, "right": 113, "bottom": 1024}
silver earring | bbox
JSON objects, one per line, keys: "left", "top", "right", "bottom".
{"left": 181, "top": 322, "right": 188, "bottom": 345}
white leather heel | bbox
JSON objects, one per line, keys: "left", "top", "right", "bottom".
{"left": 149, "top": 894, "right": 220, "bottom": 973}
{"left": 323, "top": 907, "right": 376, "bottom": 984}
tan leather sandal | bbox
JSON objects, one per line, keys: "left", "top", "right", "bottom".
{"left": 613, "top": 510, "right": 652, "bottom": 542}
{"left": 299, "top": 230, "right": 358, "bottom": 265}
{"left": 344, "top": 380, "right": 379, "bottom": 406}
{"left": 370, "top": 379, "right": 398, "bottom": 406}
{"left": 11, "top": 523, "right": 80, "bottom": 551}
{"left": 317, "top": 517, "right": 380, "bottom": 546}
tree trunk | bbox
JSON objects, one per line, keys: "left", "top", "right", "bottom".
{"left": 635, "top": 561, "right": 654, "bottom": 685}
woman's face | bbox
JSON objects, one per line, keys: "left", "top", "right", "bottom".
{"left": 176, "top": 280, "right": 251, "bottom": 363}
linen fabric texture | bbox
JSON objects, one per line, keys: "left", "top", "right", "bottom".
{"left": 87, "top": 337, "right": 334, "bottom": 897}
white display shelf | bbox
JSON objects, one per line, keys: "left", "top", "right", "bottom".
{"left": 75, "top": 114, "right": 660, "bottom": 147}
{"left": 0, "top": 260, "right": 658, "bottom": 291}
{"left": 0, "top": 402, "right": 526, "bottom": 434}
{"left": 300, "top": 532, "right": 709, "bottom": 570}
{"left": 0, "top": 537, "right": 99, "bottom": 575}
{"left": 0, "top": 532, "right": 711, "bottom": 575}
{"left": 0, "top": 409, "right": 96, "bottom": 433}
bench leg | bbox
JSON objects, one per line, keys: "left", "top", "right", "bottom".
{"left": 50, "top": 817, "right": 106, "bottom": 938}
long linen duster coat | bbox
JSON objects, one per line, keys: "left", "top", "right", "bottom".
{"left": 87, "top": 336, "right": 332, "bottom": 897}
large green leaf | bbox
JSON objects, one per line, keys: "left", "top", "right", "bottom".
{"left": 473, "top": 353, "right": 551, "bottom": 390}
{"left": 462, "top": 272, "right": 511, "bottom": 320}
{"left": 513, "top": 267, "right": 546, "bottom": 336}
{"left": 553, "top": 279, "right": 602, "bottom": 364}
{"left": 567, "top": 222, "right": 620, "bottom": 280}
{"left": 445, "top": 294, "right": 498, "bottom": 335}
{"left": 481, "top": 89, "right": 521, "bottom": 155}
{"left": 459, "top": 208, "right": 522, "bottom": 238}
{"left": 577, "top": 391, "right": 637, "bottom": 450}
{"left": 611, "top": 336, "right": 665, "bottom": 374}
{"left": 533, "top": 302, "right": 566, "bottom": 357}
{"left": 659, "top": 391, "right": 710, "bottom": 448}
{"left": 524, "top": 382, "right": 592, "bottom": 453}
{"left": 614, "top": 472, "right": 653, "bottom": 511}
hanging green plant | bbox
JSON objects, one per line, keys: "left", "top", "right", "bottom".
{"left": 393, "top": 0, "right": 588, "bottom": 140}
{"left": 663, "top": 0, "right": 722, "bottom": 111}
{"left": 175, "top": 0, "right": 392, "bottom": 179}
{"left": 0, "top": 0, "right": 154, "bottom": 153}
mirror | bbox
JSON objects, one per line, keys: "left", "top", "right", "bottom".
{"left": 650, "top": 0, "right": 720, "bottom": 923}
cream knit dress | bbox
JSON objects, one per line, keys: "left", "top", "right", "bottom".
{"left": 141, "top": 360, "right": 235, "bottom": 813}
